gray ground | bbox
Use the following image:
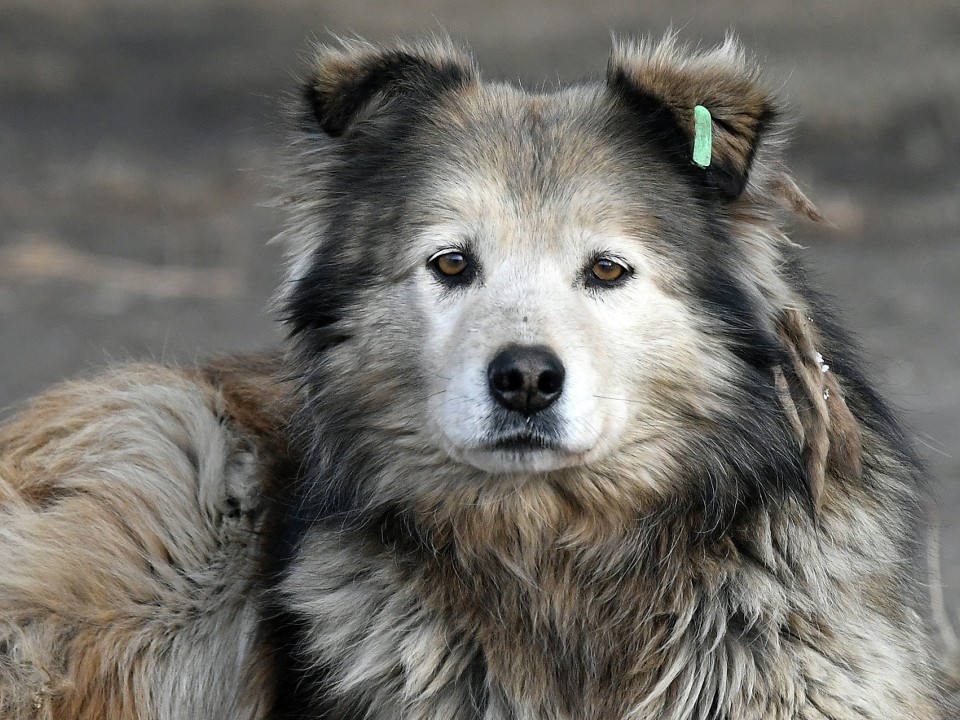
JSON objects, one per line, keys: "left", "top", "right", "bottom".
{"left": 1, "top": 0, "right": 958, "bottom": 690}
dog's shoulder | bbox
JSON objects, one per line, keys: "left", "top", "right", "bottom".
{"left": 1, "top": 353, "right": 295, "bottom": 515}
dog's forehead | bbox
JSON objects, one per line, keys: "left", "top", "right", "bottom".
{"left": 410, "top": 83, "right": 682, "bottom": 245}
{"left": 427, "top": 87, "right": 627, "bottom": 197}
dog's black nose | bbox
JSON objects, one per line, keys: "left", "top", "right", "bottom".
{"left": 487, "top": 345, "right": 565, "bottom": 415}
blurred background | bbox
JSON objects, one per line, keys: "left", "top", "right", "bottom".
{"left": 1, "top": 0, "right": 958, "bottom": 685}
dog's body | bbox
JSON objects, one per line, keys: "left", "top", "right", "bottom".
{"left": 0, "top": 36, "right": 944, "bottom": 719}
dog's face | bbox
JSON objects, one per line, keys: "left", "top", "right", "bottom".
{"left": 284, "top": 38, "right": 837, "bottom": 511}
{"left": 405, "top": 90, "right": 716, "bottom": 474}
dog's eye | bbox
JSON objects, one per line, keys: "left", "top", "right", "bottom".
{"left": 589, "top": 257, "right": 630, "bottom": 285}
{"left": 429, "top": 250, "right": 474, "bottom": 283}
{"left": 434, "top": 252, "right": 467, "bottom": 276}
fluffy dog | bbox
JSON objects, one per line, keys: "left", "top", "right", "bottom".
{"left": 0, "top": 36, "right": 945, "bottom": 719}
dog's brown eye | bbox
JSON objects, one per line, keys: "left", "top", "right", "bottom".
{"left": 430, "top": 250, "right": 472, "bottom": 280}
{"left": 590, "top": 258, "right": 629, "bottom": 284}
{"left": 429, "top": 250, "right": 476, "bottom": 285}
{"left": 434, "top": 252, "right": 468, "bottom": 276}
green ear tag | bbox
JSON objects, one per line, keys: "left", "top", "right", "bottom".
{"left": 692, "top": 105, "right": 712, "bottom": 168}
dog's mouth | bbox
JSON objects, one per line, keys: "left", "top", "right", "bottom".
{"left": 480, "top": 432, "right": 561, "bottom": 453}
{"left": 437, "top": 405, "right": 604, "bottom": 474}
{"left": 451, "top": 428, "right": 579, "bottom": 473}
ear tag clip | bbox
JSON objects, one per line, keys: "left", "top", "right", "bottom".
{"left": 692, "top": 105, "right": 712, "bottom": 168}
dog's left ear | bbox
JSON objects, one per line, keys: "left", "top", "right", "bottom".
{"left": 607, "top": 34, "right": 819, "bottom": 216}
{"left": 773, "top": 310, "right": 863, "bottom": 510}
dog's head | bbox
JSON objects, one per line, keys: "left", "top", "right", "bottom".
{"left": 281, "top": 36, "right": 857, "bottom": 520}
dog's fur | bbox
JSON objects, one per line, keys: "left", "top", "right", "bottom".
{"left": 0, "top": 35, "right": 945, "bottom": 719}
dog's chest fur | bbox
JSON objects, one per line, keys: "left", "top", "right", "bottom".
{"left": 278, "top": 509, "right": 810, "bottom": 720}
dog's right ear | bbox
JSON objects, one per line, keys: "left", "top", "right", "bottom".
{"left": 303, "top": 39, "right": 478, "bottom": 138}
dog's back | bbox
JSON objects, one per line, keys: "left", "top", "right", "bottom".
{"left": 0, "top": 357, "right": 290, "bottom": 719}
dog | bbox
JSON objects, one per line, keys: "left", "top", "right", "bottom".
{"left": 0, "top": 35, "right": 945, "bottom": 719}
